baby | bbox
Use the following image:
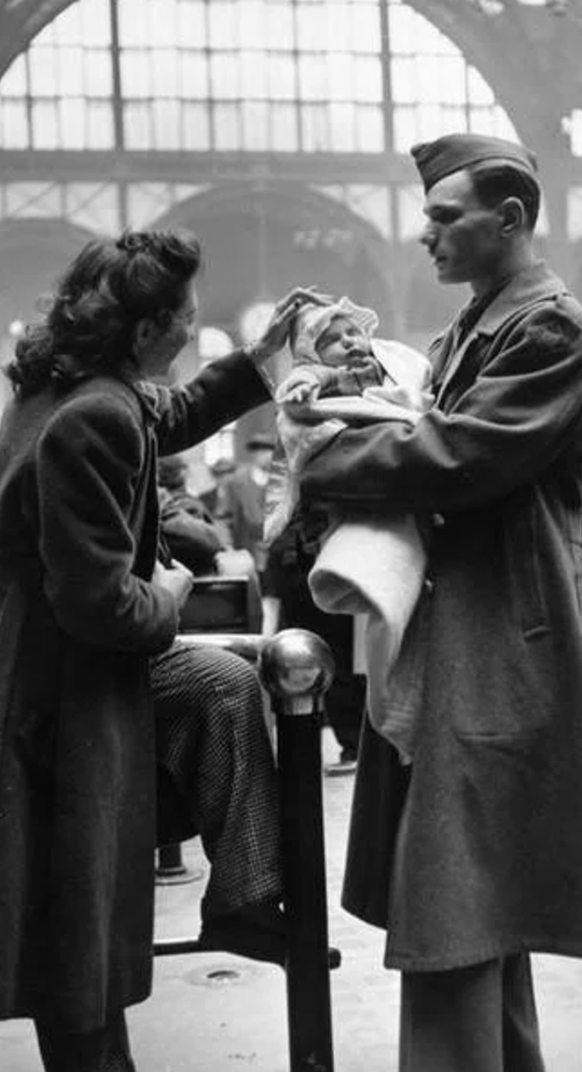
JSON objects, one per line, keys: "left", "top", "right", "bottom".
{"left": 264, "top": 297, "right": 433, "bottom": 763}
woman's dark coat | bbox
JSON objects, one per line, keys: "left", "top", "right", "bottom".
{"left": 0, "top": 352, "right": 269, "bottom": 1029}
{"left": 301, "top": 262, "right": 582, "bottom": 971}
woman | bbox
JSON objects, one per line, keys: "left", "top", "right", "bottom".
{"left": 0, "top": 228, "right": 321, "bottom": 1071}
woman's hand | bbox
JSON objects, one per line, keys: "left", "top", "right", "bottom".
{"left": 248, "top": 287, "right": 332, "bottom": 364}
{"left": 152, "top": 559, "right": 195, "bottom": 611}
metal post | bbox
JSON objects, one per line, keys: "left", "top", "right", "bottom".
{"left": 155, "top": 842, "right": 203, "bottom": 886}
{"left": 260, "top": 628, "right": 336, "bottom": 1072}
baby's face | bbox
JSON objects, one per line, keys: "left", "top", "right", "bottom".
{"left": 315, "top": 315, "right": 372, "bottom": 367}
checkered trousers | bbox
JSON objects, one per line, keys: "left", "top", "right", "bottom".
{"left": 151, "top": 642, "right": 283, "bottom": 918}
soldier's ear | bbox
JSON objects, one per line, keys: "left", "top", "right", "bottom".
{"left": 498, "top": 196, "right": 526, "bottom": 236}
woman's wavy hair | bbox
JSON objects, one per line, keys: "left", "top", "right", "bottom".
{"left": 6, "top": 229, "right": 202, "bottom": 398}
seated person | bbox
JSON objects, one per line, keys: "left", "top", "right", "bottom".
{"left": 158, "top": 453, "right": 255, "bottom": 578}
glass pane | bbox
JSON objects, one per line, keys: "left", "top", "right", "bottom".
{"left": 271, "top": 103, "right": 298, "bottom": 151}
{"left": 58, "top": 47, "right": 85, "bottom": 96}
{"left": 80, "top": 0, "right": 112, "bottom": 46}
{"left": 148, "top": 0, "right": 178, "bottom": 46}
{"left": 326, "top": 3, "right": 351, "bottom": 51}
{"left": 354, "top": 56, "right": 382, "bottom": 102}
{"left": 118, "top": 0, "right": 151, "bottom": 46}
{"left": 242, "top": 101, "right": 269, "bottom": 150}
{"left": 210, "top": 54, "right": 239, "bottom": 99}
{"left": 182, "top": 102, "right": 211, "bottom": 149}
{"left": 153, "top": 100, "right": 181, "bottom": 148}
{"left": 0, "top": 100, "right": 29, "bottom": 148}
{"left": 87, "top": 100, "right": 114, "bottom": 148}
{"left": 266, "top": 3, "right": 294, "bottom": 49}
{"left": 440, "top": 105, "right": 468, "bottom": 136}
{"left": 241, "top": 51, "right": 267, "bottom": 98}
{"left": 31, "top": 101, "right": 59, "bottom": 148}
{"left": 120, "top": 51, "right": 151, "bottom": 99}
{"left": 52, "top": 2, "right": 83, "bottom": 45}
{"left": 213, "top": 103, "right": 241, "bottom": 149}
{"left": 124, "top": 102, "right": 153, "bottom": 148}
{"left": 418, "top": 103, "right": 459, "bottom": 142}
{"left": 301, "top": 104, "right": 329, "bottom": 151}
{"left": 393, "top": 104, "right": 418, "bottom": 154}
{"left": 209, "top": 2, "right": 238, "bottom": 49}
{"left": 0, "top": 56, "right": 28, "bottom": 98}
{"left": 391, "top": 57, "right": 415, "bottom": 104}
{"left": 298, "top": 55, "right": 328, "bottom": 100}
{"left": 296, "top": 5, "right": 327, "bottom": 52}
{"left": 177, "top": 1, "right": 207, "bottom": 46}
{"left": 179, "top": 52, "right": 209, "bottom": 98}
{"left": 29, "top": 48, "right": 58, "bottom": 97}
{"left": 424, "top": 57, "right": 465, "bottom": 104}
{"left": 329, "top": 102, "right": 355, "bottom": 151}
{"left": 59, "top": 98, "right": 86, "bottom": 148}
{"left": 151, "top": 49, "right": 179, "bottom": 98}
{"left": 388, "top": 5, "right": 416, "bottom": 56}
{"left": 492, "top": 108, "right": 518, "bottom": 140}
{"left": 268, "top": 55, "right": 295, "bottom": 100}
{"left": 84, "top": 49, "right": 113, "bottom": 97}
{"left": 352, "top": 4, "right": 381, "bottom": 53}
{"left": 356, "top": 103, "right": 384, "bottom": 152}
{"left": 238, "top": 1, "right": 267, "bottom": 49}
{"left": 467, "top": 66, "right": 494, "bottom": 106}
{"left": 328, "top": 54, "right": 352, "bottom": 101}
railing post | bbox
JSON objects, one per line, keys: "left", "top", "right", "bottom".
{"left": 260, "top": 628, "right": 336, "bottom": 1072}
{"left": 155, "top": 842, "right": 203, "bottom": 886}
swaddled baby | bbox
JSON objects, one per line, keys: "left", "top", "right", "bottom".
{"left": 264, "top": 296, "right": 434, "bottom": 763}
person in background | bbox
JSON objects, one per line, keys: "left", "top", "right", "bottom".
{"left": 157, "top": 452, "right": 262, "bottom": 630}
{"left": 299, "top": 133, "right": 582, "bottom": 1070}
{"left": 222, "top": 432, "right": 276, "bottom": 589}
{"left": 158, "top": 453, "right": 225, "bottom": 573}
{"left": 199, "top": 455, "right": 237, "bottom": 546}
{"left": 0, "top": 226, "right": 325, "bottom": 1072}
{"left": 158, "top": 452, "right": 255, "bottom": 578}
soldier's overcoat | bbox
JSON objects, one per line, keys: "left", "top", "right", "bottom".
{"left": 301, "top": 263, "right": 582, "bottom": 970}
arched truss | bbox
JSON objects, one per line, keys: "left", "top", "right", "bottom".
{"left": 0, "top": 0, "right": 578, "bottom": 146}
{"left": 0, "top": 0, "right": 581, "bottom": 265}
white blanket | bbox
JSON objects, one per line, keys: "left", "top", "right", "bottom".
{"left": 265, "top": 339, "right": 432, "bottom": 759}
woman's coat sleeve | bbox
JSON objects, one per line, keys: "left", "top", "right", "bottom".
{"left": 141, "top": 351, "right": 272, "bottom": 455}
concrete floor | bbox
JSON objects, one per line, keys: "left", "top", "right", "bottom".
{"left": 3, "top": 729, "right": 582, "bottom": 1071}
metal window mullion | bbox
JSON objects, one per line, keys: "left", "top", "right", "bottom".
{"left": 291, "top": 0, "right": 303, "bottom": 153}
{"left": 204, "top": 0, "right": 216, "bottom": 149}
{"left": 108, "top": 0, "right": 127, "bottom": 225}
{"left": 379, "top": 0, "right": 393, "bottom": 154}
{"left": 109, "top": 0, "right": 125, "bottom": 150}
{"left": 24, "top": 48, "right": 33, "bottom": 148}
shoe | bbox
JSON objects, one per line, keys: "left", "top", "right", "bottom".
{"left": 325, "top": 757, "right": 357, "bottom": 777}
{"left": 196, "top": 901, "right": 343, "bottom": 971}
{"left": 196, "top": 900, "right": 287, "bottom": 967}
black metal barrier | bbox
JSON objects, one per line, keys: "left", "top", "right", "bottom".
{"left": 153, "top": 628, "right": 337, "bottom": 1072}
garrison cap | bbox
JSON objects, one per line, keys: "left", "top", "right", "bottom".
{"left": 411, "top": 133, "right": 538, "bottom": 192}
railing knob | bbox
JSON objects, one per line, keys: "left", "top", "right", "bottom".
{"left": 259, "top": 628, "right": 335, "bottom": 715}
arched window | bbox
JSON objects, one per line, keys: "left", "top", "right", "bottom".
{"left": 0, "top": 0, "right": 518, "bottom": 154}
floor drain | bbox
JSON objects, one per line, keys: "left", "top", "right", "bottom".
{"left": 205, "top": 968, "right": 241, "bottom": 984}
{"left": 184, "top": 961, "right": 258, "bottom": 987}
